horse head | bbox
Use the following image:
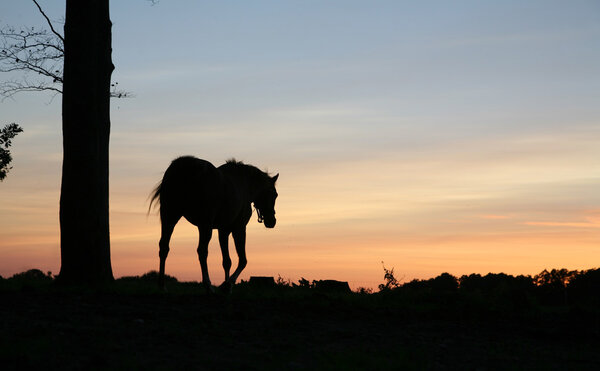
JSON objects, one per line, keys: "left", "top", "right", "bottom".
{"left": 254, "top": 173, "right": 278, "bottom": 228}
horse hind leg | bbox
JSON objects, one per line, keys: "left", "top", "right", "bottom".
{"left": 228, "top": 227, "right": 248, "bottom": 285}
{"left": 158, "top": 214, "right": 180, "bottom": 290}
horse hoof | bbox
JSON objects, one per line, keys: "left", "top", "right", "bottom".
{"left": 158, "top": 280, "right": 168, "bottom": 293}
{"left": 218, "top": 281, "right": 233, "bottom": 294}
{"left": 204, "top": 285, "right": 216, "bottom": 295}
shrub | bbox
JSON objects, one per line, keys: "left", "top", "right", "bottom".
{"left": 567, "top": 268, "right": 600, "bottom": 306}
{"left": 10, "top": 269, "right": 53, "bottom": 282}
{"left": 378, "top": 262, "right": 402, "bottom": 291}
{"left": 293, "top": 277, "right": 314, "bottom": 289}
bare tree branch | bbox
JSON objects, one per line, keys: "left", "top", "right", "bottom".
{"left": 1, "top": 79, "right": 62, "bottom": 100}
{"left": 32, "top": 0, "right": 65, "bottom": 43}
{"left": 0, "top": 25, "right": 64, "bottom": 99}
{"left": 110, "top": 81, "right": 133, "bottom": 99}
{"left": 0, "top": 0, "right": 131, "bottom": 100}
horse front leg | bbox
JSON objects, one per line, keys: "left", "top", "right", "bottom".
{"left": 197, "top": 226, "right": 214, "bottom": 294}
{"left": 218, "top": 229, "right": 234, "bottom": 294}
{"left": 228, "top": 227, "right": 248, "bottom": 284}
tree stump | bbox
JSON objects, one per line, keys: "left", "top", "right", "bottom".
{"left": 249, "top": 276, "right": 276, "bottom": 287}
{"left": 314, "top": 280, "right": 351, "bottom": 293}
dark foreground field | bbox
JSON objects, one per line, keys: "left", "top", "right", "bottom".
{"left": 1, "top": 270, "right": 599, "bottom": 370}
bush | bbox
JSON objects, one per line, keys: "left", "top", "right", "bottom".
{"left": 458, "top": 273, "right": 535, "bottom": 313}
{"left": 10, "top": 269, "right": 53, "bottom": 282}
{"left": 117, "top": 270, "right": 178, "bottom": 284}
{"left": 378, "top": 262, "right": 401, "bottom": 291}
{"left": 4, "top": 269, "right": 53, "bottom": 290}
{"left": 567, "top": 268, "right": 600, "bottom": 306}
{"left": 402, "top": 273, "right": 458, "bottom": 292}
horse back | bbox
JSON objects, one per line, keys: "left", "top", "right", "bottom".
{"left": 159, "top": 156, "right": 224, "bottom": 224}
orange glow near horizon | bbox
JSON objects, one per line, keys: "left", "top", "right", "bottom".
{"left": 2, "top": 216, "right": 598, "bottom": 290}
{"left": 2, "top": 167, "right": 599, "bottom": 290}
{"left": 2, "top": 133, "right": 600, "bottom": 289}
{"left": 1, "top": 1, "right": 599, "bottom": 290}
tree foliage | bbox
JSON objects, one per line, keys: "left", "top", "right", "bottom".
{"left": 532, "top": 268, "right": 577, "bottom": 288}
{"left": 380, "top": 267, "right": 599, "bottom": 308}
{"left": 0, "top": 123, "right": 23, "bottom": 180}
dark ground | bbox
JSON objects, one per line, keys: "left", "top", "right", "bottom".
{"left": 1, "top": 273, "right": 599, "bottom": 370}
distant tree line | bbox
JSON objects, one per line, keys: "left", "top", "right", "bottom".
{"left": 378, "top": 267, "right": 600, "bottom": 309}
{"left": 2, "top": 267, "right": 598, "bottom": 312}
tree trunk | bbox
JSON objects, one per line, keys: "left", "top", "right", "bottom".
{"left": 57, "top": 0, "right": 114, "bottom": 284}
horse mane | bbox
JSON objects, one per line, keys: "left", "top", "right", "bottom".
{"left": 223, "top": 158, "right": 271, "bottom": 181}
{"left": 225, "top": 158, "right": 244, "bottom": 166}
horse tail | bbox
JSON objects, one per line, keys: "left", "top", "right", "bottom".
{"left": 147, "top": 181, "right": 162, "bottom": 216}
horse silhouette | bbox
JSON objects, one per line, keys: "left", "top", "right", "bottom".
{"left": 149, "top": 156, "right": 278, "bottom": 292}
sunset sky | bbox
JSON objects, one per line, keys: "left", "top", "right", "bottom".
{"left": 1, "top": 1, "right": 599, "bottom": 289}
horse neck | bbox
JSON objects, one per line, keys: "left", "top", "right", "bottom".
{"left": 224, "top": 164, "right": 266, "bottom": 201}
{"left": 244, "top": 166, "right": 269, "bottom": 201}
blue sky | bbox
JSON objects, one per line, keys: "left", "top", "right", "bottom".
{"left": 1, "top": 1, "right": 599, "bottom": 287}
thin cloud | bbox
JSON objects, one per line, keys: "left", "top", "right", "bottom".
{"left": 525, "top": 210, "right": 600, "bottom": 229}
{"left": 525, "top": 221, "right": 600, "bottom": 229}
{"left": 479, "top": 214, "right": 512, "bottom": 220}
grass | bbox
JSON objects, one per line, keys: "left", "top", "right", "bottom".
{"left": 1, "top": 268, "right": 599, "bottom": 369}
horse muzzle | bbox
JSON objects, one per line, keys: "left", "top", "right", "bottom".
{"left": 256, "top": 207, "right": 276, "bottom": 228}
{"left": 264, "top": 217, "right": 276, "bottom": 228}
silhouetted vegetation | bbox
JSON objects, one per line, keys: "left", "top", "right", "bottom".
{"left": 3, "top": 267, "right": 599, "bottom": 311}
{"left": 0, "top": 123, "right": 23, "bottom": 181}
{"left": 1, "top": 267, "right": 599, "bottom": 368}
{"left": 372, "top": 266, "right": 600, "bottom": 316}
{"left": 378, "top": 261, "right": 402, "bottom": 291}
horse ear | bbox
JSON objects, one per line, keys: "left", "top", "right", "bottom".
{"left": 272, "top": 173, "right": 279, "bottom": 183}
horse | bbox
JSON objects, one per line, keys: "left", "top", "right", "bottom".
{"left": 149, "top": 156, "right": 278, "bottom": 293}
